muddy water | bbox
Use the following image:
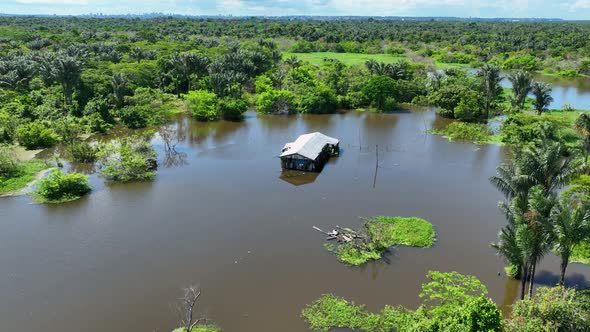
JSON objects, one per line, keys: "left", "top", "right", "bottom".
{"left": 1, "top": 110, "right": 589, "bottom": 332}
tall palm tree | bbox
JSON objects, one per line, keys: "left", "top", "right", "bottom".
{"left": 507, "top": 70, "right": 532, "bottom": 109}
{"left": 477, "top": 64, "right": 503, "bottom": 121}
{"left": 550, "top": 198, "right": 590, "bottom": 285}
{"left": 490, "top": 162, "right": 534, "bottom": 211}
{"left": 531, "top": 81, "right": 554, "bottom": 115}
{"left": 519, "top": 141, "right": 584, "bottom": 194}
{"left": 493, "top": 188, "right": 555, "bottom": 299}
{"left": 575, "top": 112, "right": 590, "bottom": 165}
{"left": 51, "top": 55, "right": 82, "bottom": 109}
{"left": 111, "top": 73, "right": 129, "bottom": 110}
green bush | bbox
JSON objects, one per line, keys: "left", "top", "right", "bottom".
{"left": 119, "top": 105, "right": 150, "bottom": 129}
{"left": 185, "top": 90, "right": 219, "bottom": 121}
{"left": 16, "top": 121, "right": 59, "bottom": 149}
{"left": 218, "top": 98, "right": 248, "bottom": 121}
{"left": 0, "top": 145, "right": 21, "bottom": 178}
{"left": 361, "top": 75, "right": 396, "bottom": 111}
{"left": 257, "top": 89, "right": 295, "bottom": 114}
{"left": 34, "top": 170, "right": 91, "bottom": 203}
{"left": 67, "top": 141, "right": 98, "bottom": 163}
{"left": 0, "top": 110, "right": 19, "bottom": 143}
{"left": 98, "top": 134, "right": 157, "bottom": 181}
{"left": 297, "top": 85, "right": 339, "bottom": 114}
{"left": 432, "top": 122, "right": 493, "bottom": 144}
{"left": 502, "top": 54, "right": 539, "bottom": 71}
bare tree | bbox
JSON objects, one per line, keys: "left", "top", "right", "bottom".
{"left": 178, "top": 286, "right": 205, "bottom": 332}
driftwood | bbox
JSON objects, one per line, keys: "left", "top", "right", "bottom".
{"left": 313, "top": 225, "right": 368, "bottom": 249}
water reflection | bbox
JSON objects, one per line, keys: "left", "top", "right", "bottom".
{"left": 278, "top": 170, "right": 320, "bottom": 186}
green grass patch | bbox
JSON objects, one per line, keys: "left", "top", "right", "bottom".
{"left": 326, "top": 216, "right": 435, "bottom": 266}
{"left": 0, "top": 159, "right": 51, "bottom": 195}
{"left": 571, "top": 240, "right": 590, "bottom": 265}
{"left": 433, "top": 61, "right": 470, "bottom": 70}
{"left": 282, "top": 52, "right": 406, "bottom": 67}
{"left": 430, "top": 121, "right": 500, "bottom": 145}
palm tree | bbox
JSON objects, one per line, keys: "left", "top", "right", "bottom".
{"left": 51, "top": 56, "right": 82, "bottom": 109}
{"left": 493, "top": 187, "right": 555, "bottom": 299}
{"left": 550, "top": 198, "right": 590, "bottom": 285}
{"left": 477, "top": 64, "right": 503, "bottom": 121}
{"left": 507, "top": 70, "right": 532, "bottom": 109}
{"left": 130, "top": 47, "right": 144, "bottom": 63}
{"left": 111, "top": 73, "right": 129, "bottom": 109}
{"left": 490, "top": 162, "right": 534, "bottom": 211}
{"left": 284, "top": 55, "right": 301, "bottom": 68}
{"left": 575, "top": 112, "right": 590, "bottom": 165}
{"left": 531, "top": 81, "right": 554, "bottom": 115}
{"left": 519, "top": 141, "right": 584, "bottom": 194}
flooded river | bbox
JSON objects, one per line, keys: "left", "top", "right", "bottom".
{"left": 1, "top": 109, "right": 590, "bottom": 332}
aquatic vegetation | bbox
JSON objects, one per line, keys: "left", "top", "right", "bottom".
{"left": 97, "top": 133, "right": 157, "bottom": 182}
{"left": 430, "top": 122, "right": 496, "bottom": 145}
{"left": 302, "top": 271, "right": 501, "bottom": 332}
{"left": 326, "top": 216, "right": 435, "bottom": 266}
{"left": 33, "top": 170, "right": 91, "bottom": 203}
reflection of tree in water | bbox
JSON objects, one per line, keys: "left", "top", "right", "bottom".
{"left": 159, "top": 125, "right": 188, "bottom": 168}
{"left": 301, "top": 113, "right": 336, "bottom": 133}
{"left": 183, "top": 116, "right": 247, "bottom": 148}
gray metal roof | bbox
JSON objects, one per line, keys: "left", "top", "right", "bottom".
{"left": 280, "top": 132, "right": 339, "bottom": 160}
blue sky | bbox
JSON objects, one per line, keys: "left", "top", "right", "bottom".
{"left": 1, "top": 0, "right": 590, "bottom": 19}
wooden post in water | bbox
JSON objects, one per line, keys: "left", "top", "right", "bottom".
{"left": 373, "top": 144, "right": 379, "bottom": 188}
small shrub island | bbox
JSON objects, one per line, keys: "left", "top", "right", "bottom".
{"left": 33, "top": 170, "right": 92, "bottom": 203}
{"left": 325, "top": 216, "right": 436, "bottom": 266}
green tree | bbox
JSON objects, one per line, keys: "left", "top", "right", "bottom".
{"left": 16, "top": 121, "right": 58, "bottom": 149}
{"left": 531, "top": 81, "right": 553, "bottom": 115}
{"left": 52, "top": 56, "right": 82, "bottom": 109}
{"left": 111, "top": 73, "right": 129, "bottom": 109}
{"left": 574, "top": 112, "right": 590, "bottom": 165}
{"left": 361, "top": 75, "right": 396, "bottom": 111}
{"left": 477, "top": 64, "right": 503, "bottom": 121}
{"left": 550, "top": 198, "right": 590, "bottom": 285}
{"left": 504, "top": 286, "right": 590, "bottom": 332}
{"left": 507, "top": 71, "right": 532, "bottom": 109}
{"left": 185, "top": 90, "right": 219, "bottom": 121}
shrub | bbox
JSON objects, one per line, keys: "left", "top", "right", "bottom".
{"left": 257, "top": 89, "right": 295, "bottom": 114}
{"left": 297, "top": 85, "right": 339, "bottom": 114}
{"left": 0, "top": 145, "right": 21, "bottom": 178}
{"left": 0, "top": 110, "right": 19, "bottom": 143}
{"left": 432, "top": 122, "right": 493, "bottom": 144}
{"left": 119, "top": 105, "right": 150, "bottom": 129}
{"left": 98, "top": 134, "right": 157, "bottom": 181}
{"left": 67, "top": 141, "right": 98, "bottom": 163}
{"left": 34, "top": 170, "right": 91, "bottom": 203}
{"left": 218, "top": 98, "right": 248, "bottom": 121}
{"left": 16, "top": 121, "right": 58, "bottom": 149}
{"left": 185, "top": 90, "right": 219, "bottom": 121}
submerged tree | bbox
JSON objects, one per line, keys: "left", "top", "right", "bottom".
{"left": 507, "top": 70, "right": 532, "bottom": 109}
{"left": 531, "top": 81, "right": 554, "bottom": 115}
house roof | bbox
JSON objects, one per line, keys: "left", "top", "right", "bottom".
{"left": 280, "top": 132, "right": 339, "bottom": 160}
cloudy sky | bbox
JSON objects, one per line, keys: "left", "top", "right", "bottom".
{"left": 1, "top": 0, "right": 590, "bottom": 19}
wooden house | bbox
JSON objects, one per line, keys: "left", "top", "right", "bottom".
{"left": 280, "top": 132, "right": 340, "bottom": 172}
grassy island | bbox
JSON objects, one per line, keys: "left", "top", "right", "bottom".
{"left": 326, "top": 216, "right": 435, "bottom": 266}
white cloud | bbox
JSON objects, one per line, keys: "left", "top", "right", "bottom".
{"left": 567, "top": 0, "right": 590, "bottom": 10}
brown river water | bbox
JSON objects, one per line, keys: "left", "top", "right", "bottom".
{"left": 1, "top": 108, "right": 590, "bottom": 332}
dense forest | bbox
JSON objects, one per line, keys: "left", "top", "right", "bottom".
{"left": 2, "top": 16, "right": 590, "bottom": 331}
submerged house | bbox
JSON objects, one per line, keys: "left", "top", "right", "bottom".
{"left": 280, "top": 132, "right": 340, "bottom": 172}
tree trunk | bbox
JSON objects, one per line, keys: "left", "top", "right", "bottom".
{"left": 559, "top": 253, "right": 570, "bottom": 286}
{"left": 528, "top": 263, "right": 536, "bottom": 298}
{"left": 520, "top": 263, "right": 528, "bottom": 300}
